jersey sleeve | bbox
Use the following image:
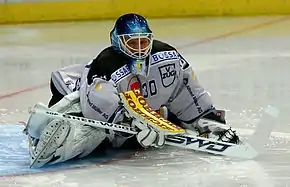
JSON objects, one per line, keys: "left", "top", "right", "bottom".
{"left": 49, "top": 64, "right": 85, "bottom": 107}
{"left": 79, "top": 48, "right": 125, "bottom": 122}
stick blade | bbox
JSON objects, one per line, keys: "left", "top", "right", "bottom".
{"left": 248, "top": 105, "right": 280, "bottom": 154}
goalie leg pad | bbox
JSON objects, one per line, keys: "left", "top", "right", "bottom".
{"left": 29, "top": 118, "right": 107, "bottom": 168}
{"left": 29, "top": 119, "right": 70, "bottom": 168}
{"left": 25, "top": 103, "right": 52, "bottom": 139}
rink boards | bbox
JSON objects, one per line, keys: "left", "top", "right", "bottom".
{"left": 1, "top": 0, "right": 290, "bottom": 24}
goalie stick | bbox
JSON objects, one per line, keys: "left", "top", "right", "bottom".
{"left": 30, "top": 104, "right": 263, "bottom": 160}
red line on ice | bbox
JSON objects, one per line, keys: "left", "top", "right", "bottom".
{"left": 0, "top": 84, "right": 47, "bottom": 100}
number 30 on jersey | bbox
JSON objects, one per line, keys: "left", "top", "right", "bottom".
{"left": 142, "top": 80, "right": 157, "bottom": 98}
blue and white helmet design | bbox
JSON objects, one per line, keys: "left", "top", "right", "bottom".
{"left": 110, "top": 13, "right": 153, "bottom": 60}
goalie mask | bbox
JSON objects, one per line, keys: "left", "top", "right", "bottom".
{"left": 110, "top": 13, "right": 153, "bottom": 76}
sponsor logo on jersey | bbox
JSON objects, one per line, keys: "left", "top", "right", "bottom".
{"left": 183, "top": 78, "right": 203, "bottom": 114}
{"left": 86, "top": 91, "right": 109, "bottom": 119}
{"left": 159, "top": 64, "right": 176, "bottom": 87}
{"left": 111, "top": 65, "right": 130, "bottom": 83}
{"left": 127, "top": 76, "right": 140, "bottom": 91}
{"left": 151, "top": 50, "right": 179, "bottom": 65}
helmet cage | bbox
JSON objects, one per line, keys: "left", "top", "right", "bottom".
{"left": 117, "top": 33, "right": 153, "bottom": 59}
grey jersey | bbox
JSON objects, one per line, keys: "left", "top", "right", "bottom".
{"left": 50, "top": 40, "right": 213, "bottom": 123}
{"left": 78, "top": 40, "right": 213, "bottom": 123}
